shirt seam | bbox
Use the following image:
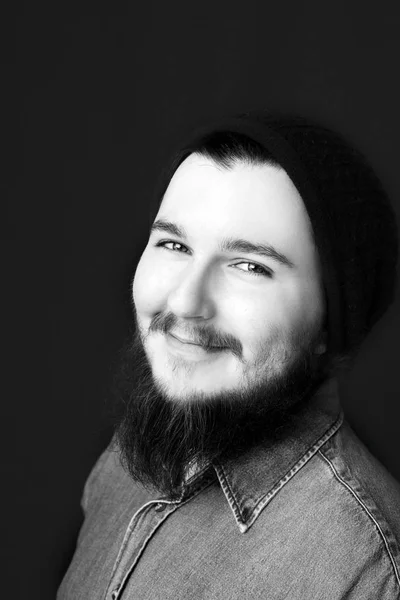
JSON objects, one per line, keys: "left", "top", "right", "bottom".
{"left": 215, "top": 410, "right": 344, "bottom": 532}
{"left": 115, "top": 504, "right": 180, "bottom": 599}
{"left": 246, "top": 412, "right": 344, "bottom": 529}
{"left": 215, "top": 463, "right": 246, "bottom": 532}
{"left": 103, "top": 498, "right": 160, "bottom": 600}
{"left": 318, "top": 448, "right": 400, "bottom": 591}
{"left": 105, "top": 479, "right": 215, "bottom": 599}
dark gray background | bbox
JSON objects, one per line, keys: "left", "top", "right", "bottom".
{"left": 5, "top": 2, "right": 400, "bottom": 598}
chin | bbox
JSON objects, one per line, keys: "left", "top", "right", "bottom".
{"left": 146, "top": 333, "right": 239, "bottom": 398}
{"left": 151, "top": 360, "right": 238, "bottom": 403}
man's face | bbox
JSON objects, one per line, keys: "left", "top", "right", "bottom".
{"left": 132, "top": 154, "right": 327, "bottom": 403}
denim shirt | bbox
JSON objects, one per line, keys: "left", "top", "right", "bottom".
{"left": 57, "top": 378, "right": 400, "bottom": 599}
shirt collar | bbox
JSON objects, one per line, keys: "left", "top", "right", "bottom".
{"left": 212, "top": 377, "right": 343, "bottom": 533}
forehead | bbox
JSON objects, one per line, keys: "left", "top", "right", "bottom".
{"left": 157, "top": 154, "right": 317, "bottom": 266}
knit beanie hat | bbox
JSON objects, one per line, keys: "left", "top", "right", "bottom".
{"left": 151, "top": 111, "right": 399, "bottom": 358}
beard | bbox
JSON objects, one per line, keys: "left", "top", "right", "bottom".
{"left": 111, "top": 312, "right": 332, "bottom": 500}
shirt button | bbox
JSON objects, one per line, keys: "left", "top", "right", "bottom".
{"left": 154, "top": 502, "right": 166, "bottom": 512}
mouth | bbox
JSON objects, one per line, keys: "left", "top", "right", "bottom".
{"left": 169, "top": 332, "right": 225, "bottom": 350}
{"left": 166, "top": 332, "right": 227, "bottom": 356}
{"left": 169, "top": 332, "right": 201, "bottom": 345}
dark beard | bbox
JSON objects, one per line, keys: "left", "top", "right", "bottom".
{"left": 111, "top": 317, "right": 330, "bottom": 500}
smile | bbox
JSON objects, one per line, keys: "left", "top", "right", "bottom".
{"left": 169, "top": 332, "right": 203, "bottom": 346}
{"left": 166, "top": 333, "right": 227, "bottom": 359}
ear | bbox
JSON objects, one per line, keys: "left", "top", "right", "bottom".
{"left": 313, "top": 330, "right": 327, "bottom": 355}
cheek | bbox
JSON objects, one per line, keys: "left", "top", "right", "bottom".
{"left": 286, "top": 276, "right": 325, "bottom": 329}
{"left": 236, "top": 287, "right": 301, "bottom": 352}
{"left": 262, "top": 279, "right": 326, "bottom": 351}
{"left": 132, "top": 252, "right": 167, "bottom": 315}
{"left": 228, "top": 295, "right": 273, "bottom": 353}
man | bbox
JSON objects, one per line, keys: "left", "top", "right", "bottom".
{"left": 58, "top": 112, "right": 400, "bottom": 599}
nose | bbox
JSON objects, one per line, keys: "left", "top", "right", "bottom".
{"left": 166, "top": 266, "right": 216, "bottom": 320}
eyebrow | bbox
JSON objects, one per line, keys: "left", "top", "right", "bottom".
{"left": 150, "top": 218, "right": 296, "bottom": 270}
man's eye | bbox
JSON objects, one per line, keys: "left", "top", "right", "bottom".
{"left": 155, "top": 240, "right": 189, "bottom": 253}
{"left": 233, "top": 262, "right": 273, "bottom": 278}
{"left": 154, "top": 242, "right": 272, "bottom": 278}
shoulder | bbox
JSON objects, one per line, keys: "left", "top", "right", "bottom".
{"left": 293, "top": 421, "right": 400, "bottom": 596}
{"left": 80, "top": 437, "right": 120, "bottom": 513}
{"left": 318, "top": 420, "right": 400, "bottom": 544}
{"left": 80, "top": 436, "right": 149, "bottom": 513}
{"left": 248, "top": 421, "right": 400, "bottom": 597}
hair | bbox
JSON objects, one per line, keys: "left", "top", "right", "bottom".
{"left": 149, "top": 131, "right": 279, "bottom": 223}
{"left": 189, "top": 130, "right": 280, "bottom": 169}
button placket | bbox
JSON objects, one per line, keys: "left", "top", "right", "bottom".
{"left": 105, "top": 500, "right": 179, "bottom": 599}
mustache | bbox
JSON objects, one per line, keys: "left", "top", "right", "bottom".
{"left": 148, "top": 312, "right": 243, "bottom": 360}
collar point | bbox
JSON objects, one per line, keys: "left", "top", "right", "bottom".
{"left": 237, "top": 520, "right": 249, "bottom": 534}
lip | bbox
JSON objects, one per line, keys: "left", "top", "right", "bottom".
{"left": 167, "top": 333, "right": 227, "bottom": 355}
{"left": 169, "top": 332, "right": 226, "bottom": 350}
{"left": 169, "top": 332, "right": 203, "bottom": 346}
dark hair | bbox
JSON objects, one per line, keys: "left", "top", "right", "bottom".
{"left": 147, "top": 131, "right": 281, "bottom": 225}
{"left": 189, "top": 130, "right": 280, "bottom": 169}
